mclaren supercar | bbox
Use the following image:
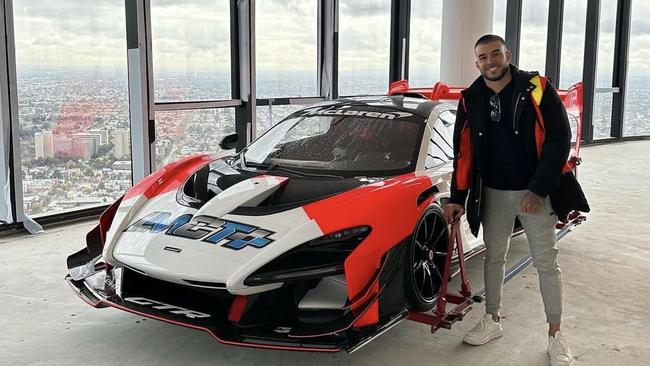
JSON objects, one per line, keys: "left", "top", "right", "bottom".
{"left": 66, "top": 81, "right": 584, "bottom": 352}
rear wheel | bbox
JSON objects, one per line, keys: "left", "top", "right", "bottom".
{"left": 404, "top": 205, "right": 449, "bottom": 311}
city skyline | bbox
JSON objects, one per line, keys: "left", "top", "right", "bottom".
{"left": 15, "top": 67, "right": 650, "bottom": 216}
{"left": 7, "top": 0, "right": 650, "bottom": 218}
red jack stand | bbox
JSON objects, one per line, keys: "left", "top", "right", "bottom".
{"left": 407, "top": 222, "right": 474, "bottom": 333}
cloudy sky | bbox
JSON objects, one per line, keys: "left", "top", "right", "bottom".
{"left": 12, "top": 0, "right": 650, "bottom": 82}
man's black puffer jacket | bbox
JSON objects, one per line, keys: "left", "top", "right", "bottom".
{"left": 449, "top": 65, "right": 574, "bottom": 237}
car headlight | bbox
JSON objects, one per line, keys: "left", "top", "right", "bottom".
{"left": 243, "top": 226, "right": 371, "bottom": 286}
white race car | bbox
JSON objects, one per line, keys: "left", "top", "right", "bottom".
{"left": 66, "top": 81, "right": 585, "bottom": 353}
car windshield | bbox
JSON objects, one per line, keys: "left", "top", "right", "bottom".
{"left": 243, "top": 105, "right": 425, "bottom": 177}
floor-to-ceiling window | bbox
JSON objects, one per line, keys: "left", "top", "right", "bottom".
{"left": 592, "top": 0, "right": 618, "bottom": 140}
{"left": 559, "top": 0, "right": 588, "bottom": 141}
{"left": 559, "top": 0, "right": 588, "bottom": 90}
{"left": 492, "top": 0, "right": 507, "bottom": 38}
{"left": 338, "top": 0, "right": 391, "bottom": 96}
{"left": 13, "top": 0, "right": 130, "bottom": 216}
{"left": 408, "top": 0, "right": 443, "bottom": 87}
{"left": 519, "top": 0, "right": 549, "bottom": 74}
{"left": 150, "top": 0, "right": 231, "bottom": 102}
{"left": 150, "top": 0, "right": 235, "bottom": 168}
{"left": 255, "top": 0, "right": 318, "bottom": 137}
{"left": 624, "top": 0, "right": 650, "bottom": 137}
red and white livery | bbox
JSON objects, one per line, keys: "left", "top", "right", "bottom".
{"left": 66, "top": 81, "right": 584, "bottom": 352}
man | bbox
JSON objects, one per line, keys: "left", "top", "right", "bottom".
{"left": 443, "top": 34, "right": 574, "bottom": 366}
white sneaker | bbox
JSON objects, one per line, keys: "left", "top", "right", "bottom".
{"left": 463, "top": 313, "right": 503, "bottom": 346}
{"left": 548, "top": 331, "right": 574, "bottom": 366}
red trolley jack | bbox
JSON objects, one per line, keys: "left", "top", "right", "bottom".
{"left": 407, "top": 222, "right": 476, "bottom": 333}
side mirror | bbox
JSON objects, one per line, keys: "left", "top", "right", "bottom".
{"left": 219, "top": 133, "right": 238, "bottom": 150}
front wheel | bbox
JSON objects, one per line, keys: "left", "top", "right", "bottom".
{"left": 403, "top": 205, "right": 449, "bottom": 312}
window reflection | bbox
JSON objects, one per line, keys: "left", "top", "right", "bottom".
{"left": 14, "top": 0, "right": 130, "bottom": 216}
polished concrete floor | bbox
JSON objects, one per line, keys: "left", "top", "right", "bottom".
{"left": 1, "top": 141, "right": 649, "bottom": 366}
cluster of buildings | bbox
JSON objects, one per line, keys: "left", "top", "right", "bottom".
{"left": 34, "top": 129, "right": 130, "bottom": 160}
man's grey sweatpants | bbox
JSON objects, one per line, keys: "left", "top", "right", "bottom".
{"left": 482, "top": 186, "right": 563, "bottom": 324}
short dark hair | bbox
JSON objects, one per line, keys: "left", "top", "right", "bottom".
{"left": 474, "top": 34, "right": 507, "bottom": 49}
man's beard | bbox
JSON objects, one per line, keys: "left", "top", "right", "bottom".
{"left": 482, "top": 64, "right": 509, "bottom": 82}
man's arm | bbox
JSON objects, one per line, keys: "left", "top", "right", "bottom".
{"left": 449, "top": 98, "right": 470, "bottom": 205}
{"left": 527, "top": 81, "right": 571, "bottom": 198}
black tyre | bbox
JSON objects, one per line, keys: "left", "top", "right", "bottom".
{"left": 403, "top": 204, "right": 449, "bottom": 312}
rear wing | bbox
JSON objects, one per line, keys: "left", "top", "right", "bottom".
{"left": 388, "top": 79, "right": 584, "bottom": 170}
